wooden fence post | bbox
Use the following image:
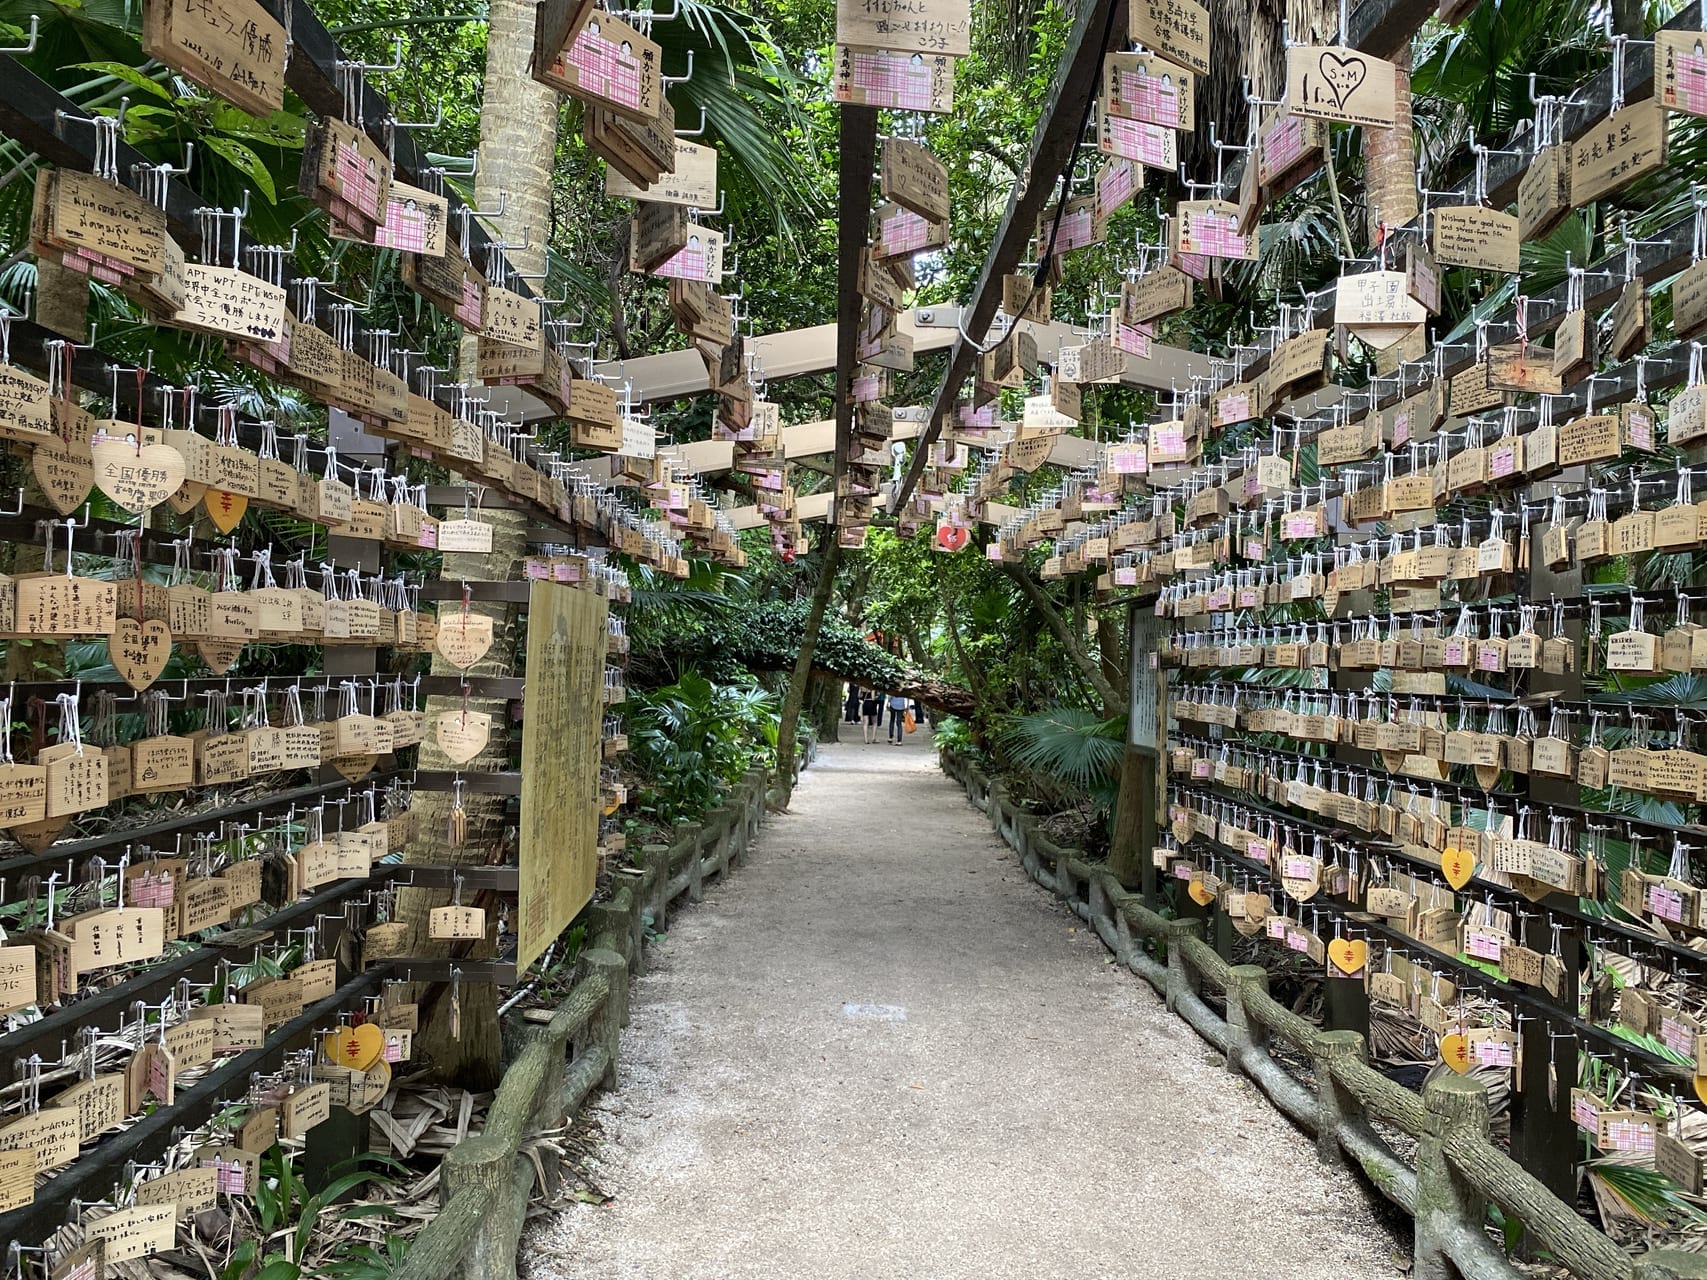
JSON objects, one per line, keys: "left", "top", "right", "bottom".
{"left": 690, "top": 826, "right": 710, "bottom": 901}
{"left": 1225, "top": 965, "right": 1269, "bottom": 1074}
{"left": 1160, "top": 918, "right": 1201, "bottom": 1012}
{"left": 1414, "top": 1074, "right": 1492, "bottom": 1280}
{"left": 1312, "top": 1030, "right": 1367, "bottom": 1168}
{"left": 579, "top": 947, "right": 628, "bottom": 1086}
{"left": 642, "top": 843, "right": 670, "bottom": 934}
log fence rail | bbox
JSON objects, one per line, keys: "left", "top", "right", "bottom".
{"left": 941, "top": 748, "right": 1707, "bottom": 1280}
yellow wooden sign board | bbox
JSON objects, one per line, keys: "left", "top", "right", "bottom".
{"left": 517, "top": 581, "right": 609, "bottom": 970}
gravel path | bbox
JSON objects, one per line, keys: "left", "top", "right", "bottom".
{"left": 525, "top": 741, "right": 1401, "bottom": 1279}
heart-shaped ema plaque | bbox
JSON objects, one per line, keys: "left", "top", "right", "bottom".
{"left": 329, "top": 753, "right": 379, "bottom": 782}
{"left": 1441, "top": 844, "right": 1477, "bottom": 890}
{"left": 167, "top": 479, "right": 208, "bottom": 515}
{"left": 90, "top": 437, "right": 188, "bottom": 514}
{"left": 435, "top": 612, "right": 494, "bottom": 670}
{"left": 1187, "top": 878, "right": 1216, "bottom": 906}
{"left": 323, "top": 1022, "right": 384, "bottom": 1071}
{"left": 109, "top": 619, "right": 172, "bottom": 692}
{"left": 1439, "top": 1032, "right": 1472, "bottom": 1074}
{"left": 205, "top": 489, "right": 249, "bottom": 533}
{"left": 1327, "top": 937, "right": 1368, "bottom": 976}
{"left": 435, "top": 710, "right": 491, "bottom": 765}
{"left": 32, "top": 438, "right": 94, "bottom": 515}
{"left": 197, "top": 639, "right": 246, "bottom": 675}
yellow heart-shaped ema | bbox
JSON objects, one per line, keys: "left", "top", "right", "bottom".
{"left": 1439, "top": 1033, "right": 1473, "bottom": 1073}
{"left": 1327, "top": 937, "right": 1368, "bottom": 975}
{"left": 323, "top": 1022, "right": 385, "bottom": 1071}
{"left": 1441, "top": 845, "right": 1476, "bottom": 890}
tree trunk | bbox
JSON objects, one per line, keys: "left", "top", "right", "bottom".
{"left": 459, "top": 0, "right": 559, "bottom": 376}
{"left": 407, "top": 0, "right": 561, "bottom": 1089}
{"left": 1096, "top": 610, "right": 1125, "bottom": 708}
{"left": 1363, "top": 42, "right": 1417, "bottom": 243}
{"left": 772, "top": 541, "right": 841, "bottom": 808}
{"left": 1002, "top": 564, "right": 1122, "bottom": 712}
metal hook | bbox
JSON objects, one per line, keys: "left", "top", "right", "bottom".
{"left": 675, "top": 106, "right": 709, "bottom": 138}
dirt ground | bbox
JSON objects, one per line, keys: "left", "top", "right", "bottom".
{"left": 525, "top": 742, "right": 1401, "bottom": 1278}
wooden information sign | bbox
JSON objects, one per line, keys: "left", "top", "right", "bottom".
{"left": 517, "top": 582, "right": 608, "bottom": 970}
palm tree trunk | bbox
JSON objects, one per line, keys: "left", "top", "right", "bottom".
{"left": 1362, "top": 43, "right": 1416, "bottom": 243}
{"left": 403, "top": 0, "right": 562, "bottom": 1088}
{"left": 474, "top": 0, "right": 558, "bottom": 281}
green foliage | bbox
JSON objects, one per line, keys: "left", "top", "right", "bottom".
{"left": 932, "top": 715, "right": 976, "bottom": 754}
{"left": 999, "top": 708, "right": 1126, "bottom": 790}
{"left": 625, "top": 671, "right": 780, "bottom": 824}
{"left": 217, "top": 1152, "right": 403, "bottom": 1280}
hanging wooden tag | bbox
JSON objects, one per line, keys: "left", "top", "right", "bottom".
{"left": 1130, "top": 0, "right": 1209, "bottom": 75}
{"left": 1609, "top": 279, "right": 1651, "bottom": 360}
{"left": 541, "top": 14, "right": 662, "bottom": 122}
{"left": 880, "top": 137, "right": 950, "bottom": 222}
{"left": 1517, "top": 145, "right": 1573, "bottom": 241}
{"left": 428, "top": 904, "right": 487, "bottom": 940}
{"left": 1286, "top": 46, "right": 1399, "bottom": 128}
{"left": 434, "top": 709, "right": 491, "bottom": 764}
{"left": 1571, "top": 100, "right": 1666, "bottom": 203}
{"left": 435, "top": 611, "right": 495, "bottom": 669}
{"left": 1432, "top": 206, "right": 1520, "bottom": 273}
{"left": 142, "top": 0, "right": 286, "bottom": 116}
{"left": 89, "top": 436, "right": 187, "bottom": 513}
{"left": 108, "top": 618, "right": 172, "bottom": 691}
{"left": 31, "top": 438, "right": 94, "bottom": 515}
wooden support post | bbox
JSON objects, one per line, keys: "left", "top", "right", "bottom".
{"left": 1311, "top": 1030, "right": 1367, "bottom": 1168}
{"left": 1414, "top": 1074, "right": 1492, "bottom": 1280}
{"left": 1225, "top": 964, "right": 1269, "bottom": 1075}
{"left": 1108, "top": 742, "right": 1152, "bottom": 889}
{"left": 1212, "top": 908, "right": 1234, "bottom": 962}
{"left": 1324, "top": 971, "right": 1371, "bottom": 1039}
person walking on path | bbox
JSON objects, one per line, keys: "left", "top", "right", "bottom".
{"left": 843, "top": 683, "right": 861, "bottom": 724}
{"left": 887, "top": 691, "right": 909, "bottom": 744}
{"left": 861, "top": 689, "right": 883, "bottom": 743}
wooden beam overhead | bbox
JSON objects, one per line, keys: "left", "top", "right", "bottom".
{"left": 893, "top": 0, "right": 1120, "bottom": 514}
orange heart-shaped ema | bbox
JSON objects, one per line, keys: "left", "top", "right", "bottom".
{"left": 205, "top": 488, "right": 249, "bottom": 533}
{"left": 1187, "top": 878, "right": 1216, "bottom": 906}
{"left": 1439, "top": 1032, "right": 1473, "bottom": 1073}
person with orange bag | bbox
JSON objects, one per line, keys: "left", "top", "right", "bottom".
{"left": 886, "top": 691, "right": 909, "bottom": 745}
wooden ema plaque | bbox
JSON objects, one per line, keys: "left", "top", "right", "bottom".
{"left": 517, "top": 582, "right": 608, "bottom": 970}
{"left": 832, "top": 45, "right": 955, "bottom": 113}
{"left": 881, "top": 138, "right": 950, "bottom": 222}
{"left": 540, "top": 13, "right": 661, "bottom": 124}
{"left": 1128, "top": 0, "right": 1209, "bottom": 75}
{"left": 589, "top": 96, "right": 675, "bottom": 187}
{"left": 142, "top": 0, "right": 286, "bottom": 117}
{"left": 1570, "top": 100, "right": 1666, "bottom": 203}
{"left": 1286, "top": 46, "right": 1399, "bottom": 128}
{"left": 1103, "top": 51, "right": 1195, "bottom": 131}
{"left": 606, "top": 139, "right": 716, "bottom": 208}
{"left": 836, "top": 0, "right": 970, "bottom": 56}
